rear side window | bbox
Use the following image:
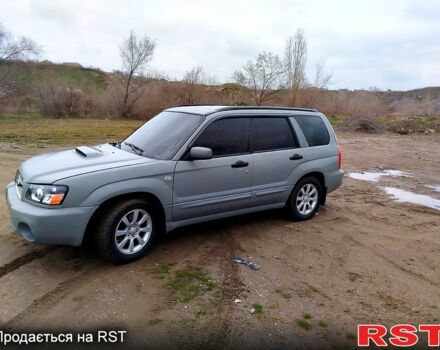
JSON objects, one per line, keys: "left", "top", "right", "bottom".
{"left": 251, "top": 117, "right": 297, "bottom": 152}
{"left": 294, "top": 115, "right": 330, "bottom": 147}
{"left": 193, "top": 117, "right": 250, "bottom": 156}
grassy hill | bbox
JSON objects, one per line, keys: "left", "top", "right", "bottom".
{"left": 0, "top": 60, "right": 108, "bottom": 91}
{"left": 2, "top": 60, "right": 439, "bottom": 103}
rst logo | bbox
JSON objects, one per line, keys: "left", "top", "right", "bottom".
{"left": 358, "top": 324, "right": 440, "bottom": 347}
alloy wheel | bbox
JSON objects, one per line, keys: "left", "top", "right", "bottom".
{"left": 114, "top": 209, "right": 152, "bottom": 254}
{"left": 296, "top": 183, "right": 318, "bottom": 215}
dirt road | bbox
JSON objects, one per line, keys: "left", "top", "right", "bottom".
{"left": 0, "top": 133, "right": 439, "bottom": 349}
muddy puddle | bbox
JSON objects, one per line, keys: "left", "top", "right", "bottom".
{"left": 349, "top": 169, "right": 440, "bottom": 211}
{"left": 426, "top": 185, "right": 440, "bottom": 193}
{"left": 348, "top": 169, "right": 410, "bottom": 182}
{"left": 383, "top": 187, "right": 440, "bottom": 211}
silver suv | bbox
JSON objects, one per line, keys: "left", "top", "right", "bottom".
{"left": 6, "top": 106, "right": 343, "bottom": 263}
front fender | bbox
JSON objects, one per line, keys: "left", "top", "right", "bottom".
{"left": 55, "top": 160, "right": 176, "bottom": 208}
{"left": 79, "top": 176, "right": 173, "bottom": 207}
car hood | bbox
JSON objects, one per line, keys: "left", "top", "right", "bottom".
{"left": 20, "top": 143, "right": 154, "bottom": 184}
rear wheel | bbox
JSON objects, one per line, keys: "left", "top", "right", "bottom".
{"left": 287, "top": 176, "right": 322, "bottom": 221}
{"left": 95, "top": 199, "right": 159, "bottom": 263}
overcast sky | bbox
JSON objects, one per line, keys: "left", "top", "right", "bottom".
{"left": 1, "top": 0, "right": 439, "bottom": 90}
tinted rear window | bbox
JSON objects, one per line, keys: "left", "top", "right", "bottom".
{"left": 251, "top": 117, "right": 297, "bottom": 152}
{"left": 294, "top": 115, "right": 330, "bottom": 147}
{"left": 193, "top": 117, "right": 250, "bottom": 156}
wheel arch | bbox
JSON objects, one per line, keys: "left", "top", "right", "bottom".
{"left": 291, "top": 171, "right": 327, "bottom": 205}
{"left": 82, "top": 191, "right": 166, "bottom": 246}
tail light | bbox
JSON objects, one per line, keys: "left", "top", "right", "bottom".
{"left": 337, "top": 144, "right": 342, "bottom": 169}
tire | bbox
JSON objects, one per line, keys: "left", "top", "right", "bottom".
{"left": 287, "top": 176, "right": 323, "bottom": 221}
{"left": 95, "top": 199, "right": 159, "bottom": 263}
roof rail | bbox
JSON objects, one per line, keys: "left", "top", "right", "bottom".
{"left": 171, "top": 104, "right": 319, "bottom": 115}
{"left": 206, "top": 106, "right": 319, "bottom": 115}
{"left": 176, "top": 104, "right": 215, "bottom": 107}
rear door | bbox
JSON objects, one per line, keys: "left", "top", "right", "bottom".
{"left": 173, "top": 117, "right": 253, "bottom": 221}
{"left": 250, "top": 116, "right": 305, "bottom": 207}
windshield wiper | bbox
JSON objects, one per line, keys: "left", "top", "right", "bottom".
{"left": 124, "top": 142, "right": 144, "bottom": 156}
{"left": 110, "top": 141, "right": 121, "bottom": 148}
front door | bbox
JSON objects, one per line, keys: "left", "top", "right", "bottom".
{"left": 173, "top": 117, "right": 253, "bottom": 221}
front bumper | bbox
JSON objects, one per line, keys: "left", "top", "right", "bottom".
{"left": 5, "top": 182, "right": 98, "bottom": 246}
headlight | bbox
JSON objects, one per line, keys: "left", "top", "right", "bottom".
{"left": 25, "top": 184, "right": 68, "bottom": 205}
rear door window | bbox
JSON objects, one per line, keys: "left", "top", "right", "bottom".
{"left": 294, "top": 115, "right": 330, "bottom": 146}
{"left": 251, "top": 117, "right": 297, "bottom": 152}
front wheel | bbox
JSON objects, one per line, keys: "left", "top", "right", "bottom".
{"left": 95, "top": 199, "right": 159, "bottom": 263}
{"left": 287, "top": 177, "right": 323, "bottom": 221}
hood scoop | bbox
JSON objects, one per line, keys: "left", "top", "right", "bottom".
{"left": 74, "top": 146, "right": 104, "bottom": 158}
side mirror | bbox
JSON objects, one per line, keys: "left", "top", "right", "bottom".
{"left": 190, "top": 146, "right": 213, "bottom": 160}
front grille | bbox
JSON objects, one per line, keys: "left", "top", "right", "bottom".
{"left": 15, "top": 170, "right": 23, "bottom": 199}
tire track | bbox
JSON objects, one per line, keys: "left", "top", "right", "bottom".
{"left": 353, "top": 237, "right": 439, "bottom": 286}
{"left": 328, "top": 232, "right": 438, "bottom": 287}
{"left": 192, "top": 228, "right": 244, "bottom": 350}
{"left": 153, "top": 227, "right": 245, "bottom": 349}
{"left": 150, "top": 235, "right": 224, "bottom": 315}
{"left": 321, "top": 230, "right": 356, "bottom": 289}
{"left": 3, "top": 267, "right": 97, "bottom": 330}
{"left": 0, "top": 246, "right": 58, "bottom": 279}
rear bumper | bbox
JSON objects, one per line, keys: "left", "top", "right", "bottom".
{"left": 5, "top": 182, "right": 98, "bottom": 246}
{"left": 325, "top": 169, "right": 344, "bottom": 193}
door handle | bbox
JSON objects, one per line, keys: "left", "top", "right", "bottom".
{"left": 289, "top": 153, "right": 303, "bottom": 160}
{"left": 231, "top": 160, "right": 249, "bottom": 168}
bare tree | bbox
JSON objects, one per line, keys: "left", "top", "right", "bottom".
{"left": 314, "top": 61, "right": 332, "bottom": 89}
{"left": 284, "top": 29, "right": 307, "bottom": 106}
{"left": 38, "top": 82, "right": 83, "bottom": 118}
{"left": 119, "top": 30, "right": 155, "bottom": 118}
{"left": 182, "top": 66, "right": 203, "bottom": 104}
{"left": 300, "top": 61, "right": 333, "bottom": 108}
{"left": 233, "top": 51, "right": 284, "bottom": 105}
{"left": 0, "top": 23, "right": 40, "bottom": 82}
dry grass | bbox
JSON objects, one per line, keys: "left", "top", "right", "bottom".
{"left": 0, "top": 115, "right": 143, "bottom": 146}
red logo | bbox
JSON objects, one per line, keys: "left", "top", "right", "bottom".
{"left": 358, "top": 324, "right": 440, "bottom": 347}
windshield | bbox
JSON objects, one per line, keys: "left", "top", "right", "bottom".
{"left": 122, "top": 111, "right": 204, "bottom": 160}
